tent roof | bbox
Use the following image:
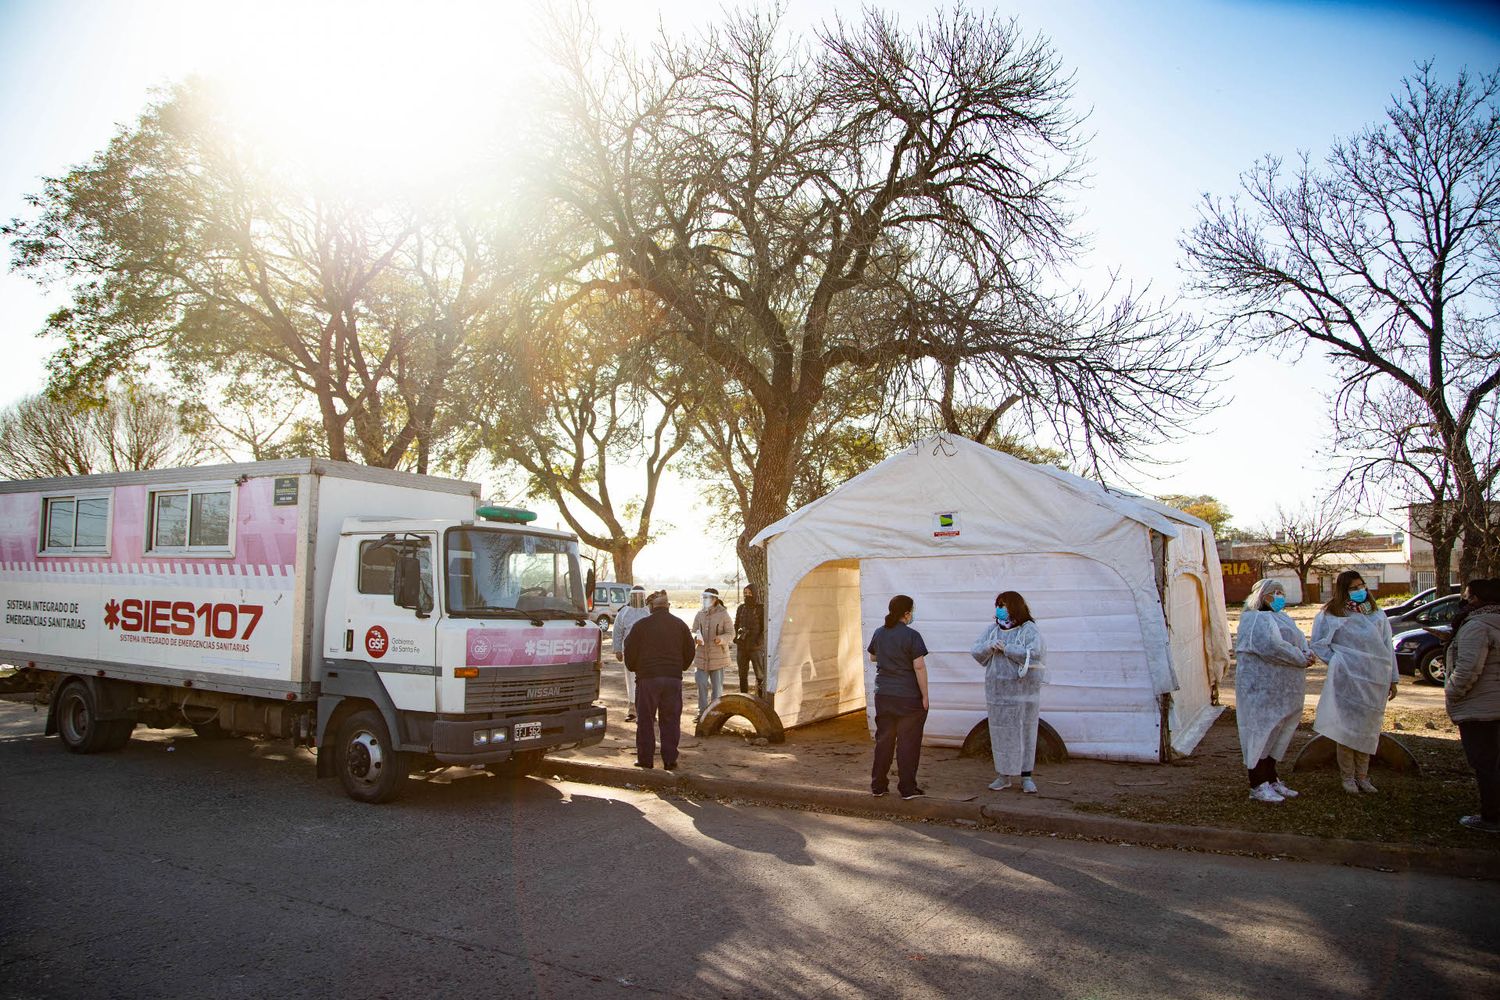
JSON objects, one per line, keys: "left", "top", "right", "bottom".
{"left": 751, "top": 434, "right": 1183, "bottom": 549}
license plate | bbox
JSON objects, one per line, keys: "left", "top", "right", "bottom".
{"left": 514, "top": 722, "right": 542, "bottom": 741}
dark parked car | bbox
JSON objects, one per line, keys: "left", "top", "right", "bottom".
{"left": 1381, "top": 587, "right": 1439, "bottom": 617}
{"left": 1393, "top": 624, "right": 1452, "bottom": 684}
{"left": 1386, "top": 593, "right": 1465, "bottom": 633}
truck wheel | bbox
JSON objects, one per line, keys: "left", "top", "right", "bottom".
{"left": 487, "top": 750, "right": 545, "bottom": 779}
{"left": 55, "top": 681, "right": 115, "bottom": 754}
{"left": 1418, "top": 647, "right": 1447, "bottom": 685}
{"left": 335, "top": 709, "right": 409, "bottom": 804}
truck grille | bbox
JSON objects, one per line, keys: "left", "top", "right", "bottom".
{"left": 464, "top": 668, "right": 597, "bottom": 714}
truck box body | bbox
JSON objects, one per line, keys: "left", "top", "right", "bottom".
{"left": 0, "top": 460, "right": 476, "bottom": 699}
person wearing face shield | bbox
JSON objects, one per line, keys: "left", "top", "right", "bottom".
{"left": 1234, "top": 578, "right": 1315, "bottom": 803}
{"left": 692, "top": 587, "right": 733, "bottom": 720}
{"left": 969, "top": 591, "right": 1045, "bottom": 793}
{"left": 611, "top": 585, "right": 650, "bottom": 722}
{"left": 1311, "top": 570, "right": 1398, "bottom": 795}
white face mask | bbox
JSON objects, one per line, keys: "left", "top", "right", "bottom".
{"left": 701, "top": 595, "right": 715, "bottom": 610}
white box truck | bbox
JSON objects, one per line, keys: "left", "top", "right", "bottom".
{"left": 0, "top": 459, "right": 607, "bottom": 802}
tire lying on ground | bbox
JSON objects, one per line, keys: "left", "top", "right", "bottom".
{"left": 696, "top": 693, "right": 785, "bottom": 744}
{"left": 1289, "top": 733, "right": 1420, "bottom": 775}
{"left": 960, "top": 718, "right": 1069, "bottom": 765}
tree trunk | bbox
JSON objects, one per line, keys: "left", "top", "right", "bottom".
{"left": 1434, "top": 538, "right": 1456, "bottom": 597}
{"left": 610, "top": 543, "right": 636, "bottom": 585}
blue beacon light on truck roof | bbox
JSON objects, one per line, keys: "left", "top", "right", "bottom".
{"left": 475, "top": 505, "right": 538, "bottom": 524}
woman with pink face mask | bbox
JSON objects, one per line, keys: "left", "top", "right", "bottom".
{"left": 1311, "top": 570, "right": 1399, "bottom": 795}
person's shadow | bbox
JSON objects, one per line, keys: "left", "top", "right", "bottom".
{"left": 663, "top": 795, "right": 815, "bottom": 866}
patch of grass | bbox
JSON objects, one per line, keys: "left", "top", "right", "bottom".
{"left": 1079, "top": 733, "right": 1497, "bottom": 851}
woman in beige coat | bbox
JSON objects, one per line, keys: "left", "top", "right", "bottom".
{"left": 692, "top": 587, "right": 733, "bottom": 720}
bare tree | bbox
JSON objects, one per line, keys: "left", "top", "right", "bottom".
{"left": 459, "top": 291, "right": 696, "bottom": 584}
{"left": 540, "top": 5, "right": 1217, "bottom": 587}
{"left": 5, "top": 80, "right": 511, "bottom": 472}
{"left": 1183, "top": 62, "right": 1500, "bottom": 580}
{"left": 0, "top": 385, "right": 205, "bottom": 479}
{"left": 1258, "top": 500, "right": 1352, "bottom": 602}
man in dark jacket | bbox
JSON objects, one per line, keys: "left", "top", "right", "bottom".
{"left": 624, "top": 591, "right": 695, "bottom": 770}
{"left": 734, "top": 584, "right": 767, "bottom": 698}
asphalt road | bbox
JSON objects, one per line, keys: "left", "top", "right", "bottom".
{"left": 1, "top": 701, "right": 1496, "bottom": 1000}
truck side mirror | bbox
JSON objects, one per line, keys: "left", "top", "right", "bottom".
{"left": 393, "top": 552, "right": 431, "bottom": 618}
{"left": 585, "top": 566, "right": 596, "bottom": 610}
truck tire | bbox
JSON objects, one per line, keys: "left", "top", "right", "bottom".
{"left": 335, "top": 708, "right": 409, "bottom": 804}
{"left": 1418, "top": 647, "right": 1447, "bottom": 686}
{"left": 55, "top": 681, "right": 117, "bottom": 755}
{"left": 487, "top": 750, "right": 544, "bottom": 779}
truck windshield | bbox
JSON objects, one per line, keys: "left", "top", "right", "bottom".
{"left": 445, "top": 528, "right": 585, "bottom": 617}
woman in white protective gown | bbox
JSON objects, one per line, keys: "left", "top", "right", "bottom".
{"left": 1311, "top": 570, "right": 1399, "bottom": 795}
{"left": 1235, "top": 579, "right": 1315, "bottom": 803}
{"left": 970, "top": 591, "right": 1045, "bottom": 794}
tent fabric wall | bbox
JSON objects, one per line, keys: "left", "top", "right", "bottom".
{"left": 754, "top": 435, "right": 1231, "bottom": 763}
{"left": 854, "top": 553, "right": 1163, "bottom": 761}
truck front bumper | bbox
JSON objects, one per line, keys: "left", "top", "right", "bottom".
{"left": 431, "top": 706, "right": 607, "bottom": 765}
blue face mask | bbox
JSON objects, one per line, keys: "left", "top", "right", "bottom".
{"left": 994, "top": 607, "right": 1010, "bottom": 624}
{"left": 1269, "top": 595, "right": 1287, "bottom": 613}
{"left": 1349, "top": 588, "right": 1368, "bottom": 604}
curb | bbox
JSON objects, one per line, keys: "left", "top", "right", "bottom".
{"left": 543, "top": 758, "right": 1500, "bottom": 881}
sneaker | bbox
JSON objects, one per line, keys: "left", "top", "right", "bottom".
{"left": 900, "top": 789, "right": 926, "bottom": 801}
{"left": 1459, "top": 815, "right": 1500, "bottom": 833}
{"left": 1249, "top": 782, "right": 1285, "bottom": 803}
{"left": 1270, "top": 780, "right": 1299, "bottom": 799}
{"left": 1356, "top": 778, "right": 1379, "bottom": 794}
{"left": 664, "top": 762, "right": 679, "bottom": 772}
{"left": 1021, "top": 777, "right": 1038, "bottom": 794}
{"left": 625, "top": 713, "right": 637, "bottom": 722}
{"left": 1341, "top": 777, "right": 1360, "bottom": 795}
{"left": 871, "top": 789, "right": 888, "bottom": 798}
{"left": 988, "top": 777, "right": 1012, "bottom": 791}
{"left": 633, "top": 761, "right": 653, "bottom": 769}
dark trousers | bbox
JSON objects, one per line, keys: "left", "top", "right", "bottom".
{"left": 737, "top": 645, "right": 767, "bottom": 696}
{"left": 635, "top": 675, "right": 683, "bottom": 769}
{"left": 1458, "top": 719, "right": 1500, "bottom": 823}
{"left": 871, "top": 694, "right": 927, "bottom": 796}
{"left": 1247, "top": 756, "right": 1279, "bottom": 787}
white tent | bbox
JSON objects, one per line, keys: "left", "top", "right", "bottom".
{"left": 749, "top": 435, "right": 1231, "bottom": 762}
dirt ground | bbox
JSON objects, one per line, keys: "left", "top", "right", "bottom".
{"left": 572, "top": 603, "right": 1495, "bottom": 851}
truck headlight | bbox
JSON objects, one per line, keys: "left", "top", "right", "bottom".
{"left": 473, "top": 730, "right": 490, "bottom": 746}
{"left": 584, "top": 715, "right": 605, "bottom": 731}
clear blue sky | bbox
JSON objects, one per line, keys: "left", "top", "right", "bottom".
{"left": 0, "top": 1, "right": 1496, "bottom": 578}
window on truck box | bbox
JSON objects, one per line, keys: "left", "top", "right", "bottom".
{"left": 445, "top": 528, "right": 585, "bottom": 617}
{"left": 38, "top": 492, "right": 111, "bottom": 554}
{"left": 147, "top": 484, "right": 232, "bottom": 552}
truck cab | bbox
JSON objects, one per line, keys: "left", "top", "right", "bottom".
{"left": 319, "top": 506, "right": 607, "bottom": 801}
